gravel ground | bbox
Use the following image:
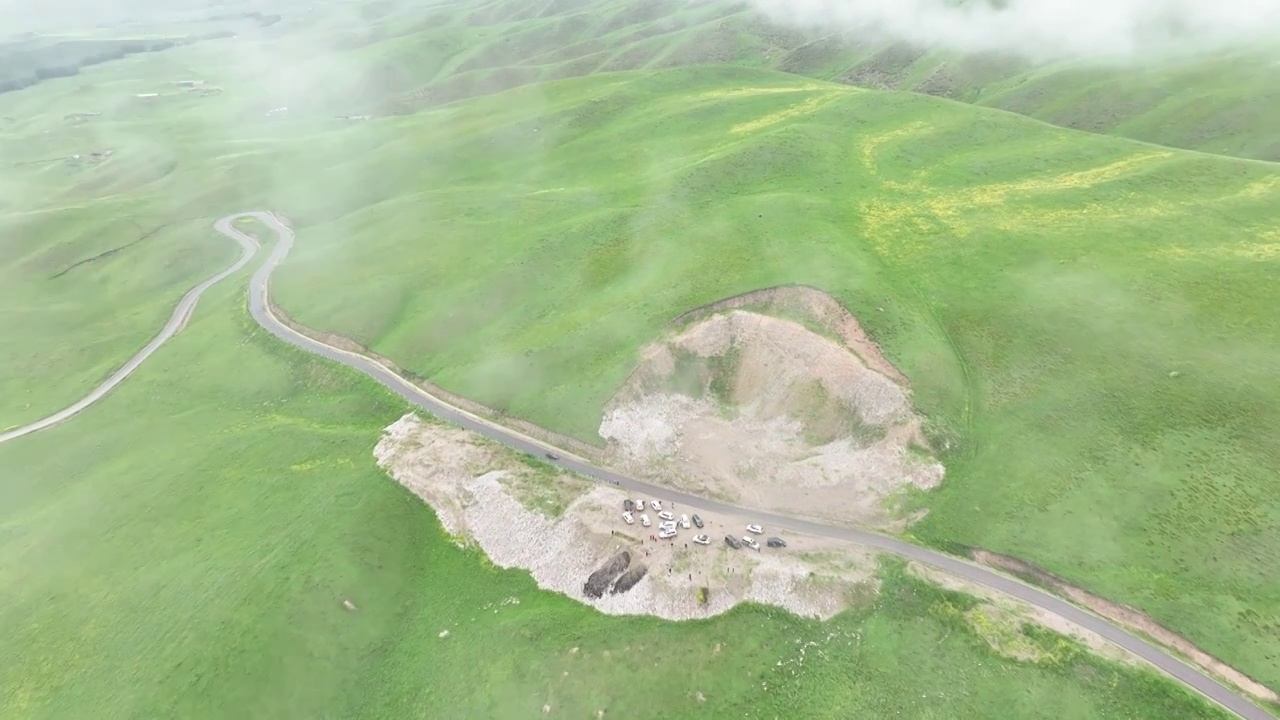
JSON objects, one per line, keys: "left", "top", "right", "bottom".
{"left": 375, "top": 413, "right": 877, "bottom": 621}
{"left": 600, "top": 309, "right": 944, "bottom": 529}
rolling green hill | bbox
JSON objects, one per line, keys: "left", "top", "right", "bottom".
{"left": 0, "top": 61, "right": 1233, "bottom": 718}
{"left": 0, "top": 278, "right": 1227, "bottom": 719}
{"left": 290, "top": 0, "right": 1280, "bottom": 161}
{"left": 254, "top": 65, "right": 1280, "bottom": 693}
{"left": 2, "top": 3, "right": 1279, "bottom": 717}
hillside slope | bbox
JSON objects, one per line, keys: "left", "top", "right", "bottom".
{"left": 0, "top": 47, "right": 1237, "bottom": 720}
{"left": 298, "top": 0, "right": 1280, "bottom": 161}
{"left": 243, "top": 64, "right": 1280, "bottom": 694}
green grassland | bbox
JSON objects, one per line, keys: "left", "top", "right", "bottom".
{"left": 280, "top": 0, "right": 1280, "bottom": 160}
{"left": 1, "top": 5, "right": 1278, "bottom": 717}
{"left": 251, "top": 65, "right": 1280, "bottom": 692}
{"left": 0, "top": 239, "right": 1226, "bottom": 719}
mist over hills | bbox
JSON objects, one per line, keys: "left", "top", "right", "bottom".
{"left": 750, "top": 0, "right": 1280, "bottom": 61}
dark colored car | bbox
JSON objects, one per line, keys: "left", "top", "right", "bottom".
{"left": 691, "top": 514, "right": 704, "bottom": 528}
{"left": 544, "top": 452, "right": 559, "bottom": 460}
{"left": 724, "top": 535, "right": 741, "bottom": 549}
{"left": 766, "top": 537, "right": 787, "bottom": 548}
{"left": 624, "top": 499, "right": 635, "bottom": 512}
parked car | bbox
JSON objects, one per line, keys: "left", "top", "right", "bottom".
{"left": 724, "top": 535, "right": 742, "bottom": 549}
{"left": 741, "top": 536, "right": 760, "bottom": 551}
{"left": 693, "top": 534, "right": 710, "bottom": 545}
{"left": 659, "top": 528, "right": 677, "bottom": 539}
{"left": 691, "top": 514, "right": 704, "bottom": 528}
{"left": 635, "top": 498, "right": 646, "bottom": 511}
{"left": 640, "top": 514, "right": 651, "bottom": 527}
{"left": 680, "top": 514, "right": 691, "bottom": 529}
{"left": 544, "top": 452, "right": 559, "bottom": 460}
{"left": 650, "top": 500, "right": 663, "bottom": 511}
{"left": 624, "top": 499, "right": 635, "bottom": 512}
{"left": 659, "top": 521, "right": 677, "bottom": 532}
{"left": 746, "top": 524, "right": 764, "bottom": 535}
{"left": 622, "top": 511, "right": 635, "bottom": 525}
{"left": 766, "top": 537, "right": 786, "bottom": 548}
{"left": 658, "top": 511, "right": 675, "bottom": 522}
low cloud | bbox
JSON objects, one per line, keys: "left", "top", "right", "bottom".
{"left": 748, "top": 0, "right": 1280, "bottom": 61}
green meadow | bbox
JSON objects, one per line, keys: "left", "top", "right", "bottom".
{"left": 262, "top": 66, "right": 1280, "bottom": 690}
{"left": 2, "top": 1, "right": 1279, "bottom": 716}
{"left": 297, "top": 0, "right": 1280, "bottom": 161}
{"left": 0, "top": 255, "right": 1226, "bottom": 719}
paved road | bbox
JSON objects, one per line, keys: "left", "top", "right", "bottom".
{"left": 4, "top": 211, "right": 1271, "bottom": 719}
{"left": 0, "top": 223, "right": 258, "bottom": 445}
{"left": 225, "top": 212, "right": 1273, "bottom": 720}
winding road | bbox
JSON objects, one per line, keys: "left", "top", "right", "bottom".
{"left": 2, "top": 211, "right": 1272, "bottom": 720}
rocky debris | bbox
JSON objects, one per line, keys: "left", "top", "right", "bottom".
{"left": 600, "top": 301, "right": 944, "bottom": 530}
{"left": 610, "top": 565, "right": 649, "bottom": 595}
{"left": 584, "top": 551, "right": 632, "bottom": 599}
{"left": 375, "top": 414, "right": 877, "bottom": 621}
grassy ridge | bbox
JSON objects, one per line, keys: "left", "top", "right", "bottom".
{"left": 297, "top": 0, "right": 1280, "bottom": 160}
{"left": 0, "top": 260, "right": 1224, "bottom": 719}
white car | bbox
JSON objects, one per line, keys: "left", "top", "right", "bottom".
{"left": 635, "top": 498, "right": 646, "bottom": 510}
{"left": 680, "top": 514, "right": 691, "bottom": 529}
{"left": 650, "top": 500, "right": 663, "bottom": 511}
{"left": 659, "top": 521, "right": 677, "bottom": 533}
{"left": 640, "top": 514, "right": 651, "bottom": 527}
{"left": 659, "top": 528, "right": 677, "bottom": 539}
{"left": 746, "top": 524, "right": 764, "bottom": 535}
{"left": 692, "top": 534, "right": 710, "bottom": 545}
{"left": 622, "top": 511, "right": 634, "bottom": 525}
{"left": 658, "top": 511, "right": 675, "bottom": 522}
{"left": 742, "top": 536, "right": 760, "bottom": 550}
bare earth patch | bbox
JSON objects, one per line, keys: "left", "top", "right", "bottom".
{"left": 371, "top": 418, "right": 1234, "bottom": 683}
{"left": 600, "top": 288, "right": 942, "bottom": 530}
{"left": 375, "top": 413, "right": 878, "bottom": 621}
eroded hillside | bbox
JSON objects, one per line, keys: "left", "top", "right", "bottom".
{"left": 601, "top": 287, "right": 943, "bottom": 529}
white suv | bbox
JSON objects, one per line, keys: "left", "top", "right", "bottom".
{"left": 659, "top": 528, "right": 677, "bottom": 539}
{"left": 622, "top": 511, "right": 634, "bottom": 525}
{"left": 680, "top": 514, "right": 691, "bottom": 529}
{"left": 640, "top": 514, "right": 651, "bottom": 527}
{"left": 741, "top": 536, "right": 760, "bottom": 551}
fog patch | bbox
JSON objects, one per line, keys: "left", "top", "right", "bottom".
{"left": 748, "top": 0, "right": 1280, "bottom": 62}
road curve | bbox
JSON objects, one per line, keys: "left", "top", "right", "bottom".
{"left": 0, "top": 223, "right": 259, "bottom": 445}
{"left": 224, "top": 212, "right": 1274, "bottom": 720}
{"left": 2, "top": 212, "right": 1268, "bottom": 719}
